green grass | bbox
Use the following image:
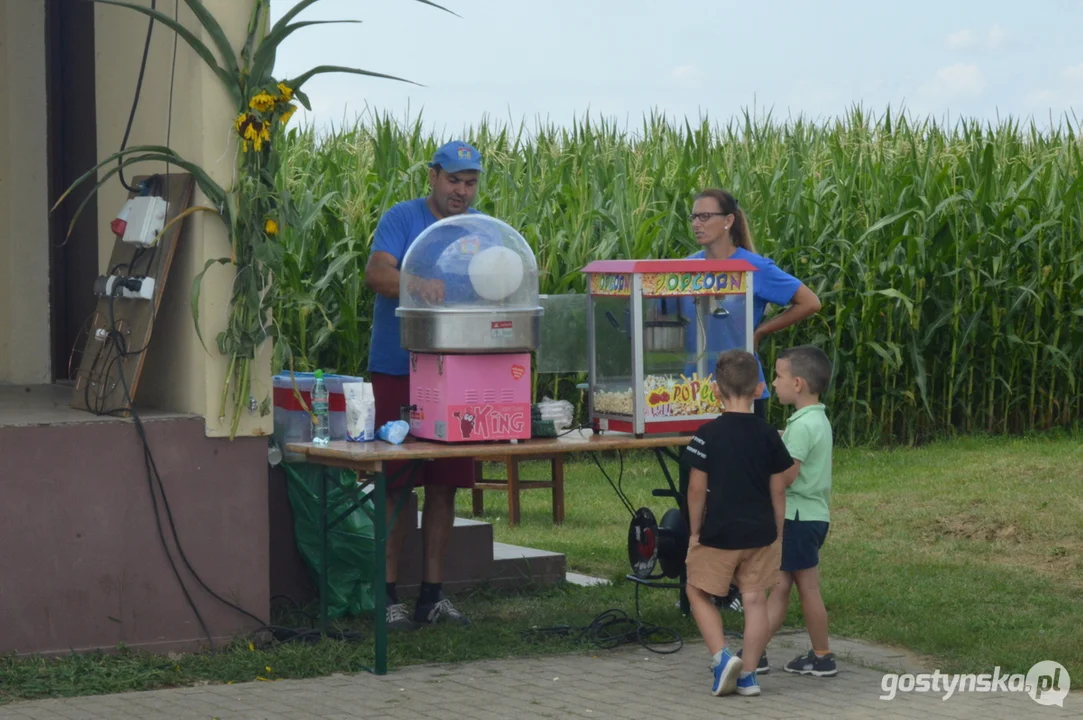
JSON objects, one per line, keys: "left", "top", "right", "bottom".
{"left": 467, "top": 433, "right": 1083, "bottom": 675}
{"left": 1, "top": 433, "right": 1080, "bottom": 704}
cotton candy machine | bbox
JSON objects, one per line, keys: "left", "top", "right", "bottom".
{"left": 396, "top": 214, "right": 542, "bottom": 442}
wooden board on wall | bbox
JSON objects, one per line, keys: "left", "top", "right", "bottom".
{"left": 71, "top": 173, "right": 196, "bottom": 415}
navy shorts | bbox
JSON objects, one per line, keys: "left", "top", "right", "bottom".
{"left": 781, "top": 515, "right": 829, "bottom": 572}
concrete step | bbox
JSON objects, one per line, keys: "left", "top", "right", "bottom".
{"left": 400, "top": 541, "right": 566, "bottom": 597}
{"left": 488, "top": 541, "right": 566, "bottom": 586}
{"left": 396, "top": 513, "right": 494, "bottom": 592}
{"left": 270, "top": 470, "right": 566, "bottom": 603}
{"left": 566, "top": 572, "right": 611, "bottom": 587}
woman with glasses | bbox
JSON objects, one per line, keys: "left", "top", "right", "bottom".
{"left": 682, "top": 188, "right": 821, "bottom": 419}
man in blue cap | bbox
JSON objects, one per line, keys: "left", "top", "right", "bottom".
{"left": 364, "top": 140, "right": 484, "bottom": 629}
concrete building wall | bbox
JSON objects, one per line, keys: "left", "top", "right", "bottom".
{"left": 0, "top": 0, "right": 53, "bottom": 385}
{"left": 0, "top": 416, "right": 269, "bottom": 656}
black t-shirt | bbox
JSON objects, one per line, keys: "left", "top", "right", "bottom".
{"left": 682, "top": 413, "right": 794, "bottom": 550}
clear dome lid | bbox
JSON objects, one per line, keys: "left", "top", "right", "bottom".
{"left": 398, "top": 214, "right": 540, "bottom": 311}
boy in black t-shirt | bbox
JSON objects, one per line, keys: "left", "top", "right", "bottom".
{"left": 682, "top": 349, "right": 796, "bottom": 698}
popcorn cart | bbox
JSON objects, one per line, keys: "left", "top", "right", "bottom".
{"left": 582, "top": 259, "right": 757, "bottom": 435}
{"left": 396, "top": 214, "right": 542, "bottom": 443}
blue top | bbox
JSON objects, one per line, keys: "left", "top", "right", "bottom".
{"left": 367, "top": 198, "right": 482, "bottom": 376}
{"left": 678, "top": 247, "right": 801, "bottom": 400}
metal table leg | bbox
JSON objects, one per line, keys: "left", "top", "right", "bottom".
{"left": 372, "top": 469, "right": 387, "bottom": 675}
{"left": 319, "top": 469, "right": 329, "bottom": 636}
{"left": 316, "top": 461, "right": 420, "bottom": 675}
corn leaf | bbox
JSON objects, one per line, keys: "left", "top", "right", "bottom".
{"left": 90, "top": 0, "right": 241, "bottom": 104}
{"left": 857, "top": 207, "right": 919, "bottom": 242}
{"left": 867, "top": 288, "right": 916, "bottom": 314}
{"left": 286, "top": 65, "right": 420, "bottom": 93}
{"left": 182, "top": 0, "right": 240, "bottom": 78}
{"left": 151, "top": 205, "right": 220, "bottom": 246}
{"left": 246, "top": 0, "right": 329, "bottom": 86}
{"left": 264, "top": 0, "right": 322, "bottom": 30}
{"left": 54, "top": 150, "right": 228, "bottom": 240}
{"left": 240, "top": 0, "right": 267, "bottom": 70}
{"left": 312, "top": 250, "right": 362, "bottom": 294}
{"left": 53, "top": 144, "right": 192, "bottom": 210}
{"left": 410, "top": 0, "right": 461, "bottom": 16}
{"left": 191, "top": 257, "right": 233, "bottom": 354}
{"left": 250, "top": 20, "right": 361, "bottom": 87}
{"left": 293, "top": 87, "right": 313, "bottom": 111}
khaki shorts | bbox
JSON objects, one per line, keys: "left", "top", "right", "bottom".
{"left": 686, "top": 537, "right": 782, "bottom": 596}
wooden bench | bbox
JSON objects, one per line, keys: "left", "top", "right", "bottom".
{"left": 472, "top": 454, "right": 565, "bottom": 526}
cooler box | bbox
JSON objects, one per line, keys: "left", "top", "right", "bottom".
{"left": 273, "top": 372, "right": 363, "bottom": 455}
{"left": 409, "top": 352, "right": 531, "bottom": 442}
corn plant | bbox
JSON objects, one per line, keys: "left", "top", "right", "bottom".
{"left": 273, "top": 106, "right": 1082, "bottom": 446}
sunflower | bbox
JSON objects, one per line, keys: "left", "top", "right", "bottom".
{"left": 265, "top": 219, "right": 279, "bottom": 235}
{"left": 256, "top": 123, "right": 271, "bottom": 151}
{"left": 276, "top": 83, "right": 294, "bottom": 102}
{"left": 279, "top": 103, "right": 297, "bottom": 126}
{"left": 235, "top": 114, "right": 272, "bottom": 152}
{"left": 249, "top": 91, "right": 276, "bottom": 114}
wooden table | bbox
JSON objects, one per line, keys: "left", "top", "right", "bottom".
{"left": 286, "top": 429, "right": 694, "bottom": 675}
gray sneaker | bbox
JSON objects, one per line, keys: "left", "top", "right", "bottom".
{"left": 784, "top": 650, "right": 838, "bottom": 677}
{"left": 737, "top": 648, "right": 770, "bottom": 674}
{"left": 386, "top": 602, "right": 417, "bottom": 631}
{"left": 414, "top": 596, "right": 471, "bottom": 626}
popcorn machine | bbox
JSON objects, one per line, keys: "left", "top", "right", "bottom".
{"left": 582, "top": 259, "right": 757, "bottom": 435}
{"left": 396, "top": 214, "right": 542, "bottom": 443}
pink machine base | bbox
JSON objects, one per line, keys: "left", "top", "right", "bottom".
{"left": 408, "top": 352, "right": 532, "bottom": 443}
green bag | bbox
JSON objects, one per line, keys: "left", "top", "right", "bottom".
{"left": 283, "top": 462, "right": 375, "bottom": 617}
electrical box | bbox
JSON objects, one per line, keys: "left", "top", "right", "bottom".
{"left": 121, "top": 196, "right": 168, "bottom": 247}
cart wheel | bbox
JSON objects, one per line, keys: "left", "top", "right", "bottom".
{"left": 656, "top": 507, "right": 689, "bottom": 579}
{"left": 628, "top": 507, "right": 659, "bottom": 578}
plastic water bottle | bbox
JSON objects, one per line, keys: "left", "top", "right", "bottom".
{"left": 311, "top": 369, "right": 331, "bottom": 446}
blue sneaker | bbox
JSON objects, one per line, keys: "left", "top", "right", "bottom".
{"left": 736, "top": 672, "right": 761, "bottom": 696}
{"left": 711, "top": 648, "right": 743, "bottom": 696}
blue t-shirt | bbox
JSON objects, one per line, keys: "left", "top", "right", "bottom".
{"left": 367, "top": 198, "right": 482, "bottom": 376}
{"left": 678, "top": 248, "right": 801, "bottom": 399}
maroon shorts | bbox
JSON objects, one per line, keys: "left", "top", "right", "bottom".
{"left": 371, "top": 372, "right": 475, "bottom": 492}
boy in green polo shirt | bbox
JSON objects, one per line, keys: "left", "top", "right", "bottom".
{"left": 759, "top": 345, "right": 837, "bottom": 676}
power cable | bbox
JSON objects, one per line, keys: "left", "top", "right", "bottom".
{"left": 520, "top": 583, "right": 683, "bottom": 654}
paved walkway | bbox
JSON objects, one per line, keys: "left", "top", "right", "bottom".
{"left": 0, "top": 632, "right": 1076, "bottom": 719}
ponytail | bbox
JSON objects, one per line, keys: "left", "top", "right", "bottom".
{"left": 695, "top": 188, "right": 757, "bottom": 254}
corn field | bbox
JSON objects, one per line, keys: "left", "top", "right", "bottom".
{"left": 271, "top": 107, "right": 1082, "bottom": 446}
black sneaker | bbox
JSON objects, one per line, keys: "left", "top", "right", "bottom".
{"left": 414, "top": 596, "right": 471, "bottom": 626}
{"left": 736, "top": 649, "right": 770, "bottom": 674}
{"left": 784, "top": 650, "right": 838, "bottom": 677}
{"left": 386, "top": 602, "right": 417, "bottom": 631}
{"left": 712, "top": 585, "right": 743, "bottom": 612}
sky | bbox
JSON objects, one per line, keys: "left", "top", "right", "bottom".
{"left": 270, "top": 0, "right": 1083, "bottom": 137}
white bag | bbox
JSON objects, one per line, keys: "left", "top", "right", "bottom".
{"left": 537, "top": 396, "right": 575, "bottom": 431}
{"left": 343, "top": 381, "right": 376, "bottom": 442}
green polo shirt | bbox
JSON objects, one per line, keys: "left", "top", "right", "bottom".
{"left": 781, "top": 403, "right": 833, "bottom": 522}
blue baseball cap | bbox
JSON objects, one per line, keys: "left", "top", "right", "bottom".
{"left": 429, "top": 140, "right": 483, "bottom": 173}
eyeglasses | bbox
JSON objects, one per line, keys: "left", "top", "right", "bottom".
{"left": 688, "top": 212, "right": 727, "bottom": 223}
